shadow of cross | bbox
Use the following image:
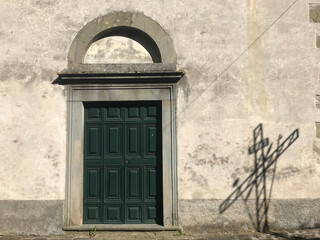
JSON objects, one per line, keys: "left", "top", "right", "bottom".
{"left": 219, "top": 123, "right": 299, "bottom": 232}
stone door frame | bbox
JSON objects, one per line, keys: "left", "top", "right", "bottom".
{"left": 55, "top": 11, "right": 183, "bottom": 230}
{"left": 63, "top": 83, "right": 179, "bottom": 230}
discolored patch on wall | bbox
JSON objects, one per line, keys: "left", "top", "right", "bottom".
{"left": 44, "top": 145, "right": 61, "bottom": 169}
{"left": 231, "top": 166, "right": 253, "bottom": 180}
{"left": 32, "top": 0, "right": 58, "bottom": 8}
{"left": 309, "top": 4, "right": 320, "bottom": 23}
{"left": 185, "top": 168, "right": 209, "bottom": 190}
{"left": 313, "top": 141, "right": 320, "bottom": 155}
{"left": 53, "top": 54, "right": 66, "bottom": 61}
{"left": 187, "top": 143, "right": 230, "bottom": 167}
{"left": 315, "top": 95, "right": 320, "bottom": 108}
{"left": 212, "top": 71, "right": 241, "bottom": 99}
{"left": 45, "top": 153, "right": 60, "bottom": 168}
{"left": 178, "top": 75, "right": 191, "bottom": 103}
{"left": 316, "top": 35, "right": 320, "bottom": 48}
{"left": 275, "top": 165, "right": 301, "bottom": 180}
{"left": 316, "top": 122, "right": 320, "bottom": 138}
{"left": 0, "top": 61, "right": 57, "bottom": 84}
{"left": 183, "top": 142, "right": 234, "bottom": 197}
{"left": 1, "top": 61, "right": 36, "bottom": 82}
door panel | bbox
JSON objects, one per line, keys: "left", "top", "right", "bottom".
{"left": 84, "top": 205, "right": 101, "bottom": 223}
{"left": 105, "top": 124, "right": 123, "bottom": 159}
{"left": 85, "top": 125, "right": 102, "bottom": 159}
{"left": 83, "top": 101, "right": 162, "bottom": 224}
{"left": 109, "top": 127, "right": 120, "bottom": 153}
{"left": 105, "top": 166, "right": 122, "bottom": 201}
{"left": 106, "top": 107, "right": 121, "bottom": 119}
{"left": 146, "top": 106, "right": 157, "bottom": 118}
{"left": 145, "top": 124, "right": 157, "bottom": 155}
{"left": 104, "top": 205, "right": 123, "bottom": 223}
{"left": 87, "top": 168, "right": 100, "bottom": 200}
{"left": 126, "top": 205, "right": 141, "bottom": 223}
{"left": 87, "top": 107, "right": 101, "bottom": 120}
{"left": 84, "top": 166, "right": 102, "bottom": 204}
{"left": 145, "top": 167, "right": 157, "bottom": 199}
{"left": 145, "top": 205, "right": 157, "bottom": 223}
{"left": 126, "top": 167, "right": 142, "bottom": 200}
{"left": 126, "top": 124, "right": 141, "bottom": 157}
{"left": 127, "top": 107, "right": 140, "bottom": 119}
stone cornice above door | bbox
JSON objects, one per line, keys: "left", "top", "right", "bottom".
{"left": 53, "top": 71, "right": 184, "bottom": 85}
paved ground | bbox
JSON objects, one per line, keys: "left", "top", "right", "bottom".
{"left": 1, "top": 229, "right": 320, "bottom": 240}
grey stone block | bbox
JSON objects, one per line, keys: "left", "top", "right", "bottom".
{"left": 0, "top": 200, "right": 64, "bottom": 235}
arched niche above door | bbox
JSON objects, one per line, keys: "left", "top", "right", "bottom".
{"left": 67, "top": 12, "right": 177, "bottom": 73}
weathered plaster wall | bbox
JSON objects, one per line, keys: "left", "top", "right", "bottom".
{"left": 0, "top": 0, "right": 320, "bottom": 234}
{"left": 177, "top": 0, "right": 320, "bottom": 200}
{"left": 0, "top": 0, "right": 68, "bottom": 200}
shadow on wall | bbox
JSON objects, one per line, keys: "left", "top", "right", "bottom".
{"left": 219, "top": 124, "right": 299, "bottom": 233}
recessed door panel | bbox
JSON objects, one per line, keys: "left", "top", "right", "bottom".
{"left": 126, "top": 125, "right": 141, "bottom": 157}
{"left": 83, "top": 101, "right": 162, "bottom": 224}
{"left": 105, "top": 167, "right": 122, "bottom": 201}
{"left": 146, "top": 106, "right": 157, "bottom": 118}
{"left": 104, "top": 205, "right": 123, "bottom": 223}
{"left": 145, "top": 167, "right": 157, "bottom": 200}
{"left": 144, "top": 204, "right": 158, "bottom": 223}
{"left": 145, "top": 124, "right": 157, "bottom": 156}
{"left": 126, "top": 167, "right": 142, "bottom": 200}
{"left": 87, "top": 107, "right": 101, "bottom": 120}
{"left": 126, "top": 205, "right": 141, "bottom": 223}
{"left": 84, "top": 205, "right": 101, "bottom": 223}
{"left": 127, "top": 107, "right": 140, "bottom": 119}
{"left": 106, "top": 107, "right": 121, "bottom": 120}
{"left": 105, "top": 124, "right": 123, "bottom": 159}
{"left": 85, "top": 125, "right": 102, "bottom": 159}
{"left": 84, "top": 166, "right": 101, "bottom": 203}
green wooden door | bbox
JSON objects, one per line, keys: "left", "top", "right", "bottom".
{"left": 83, "top": 101, "right": 163, "bottom": 224}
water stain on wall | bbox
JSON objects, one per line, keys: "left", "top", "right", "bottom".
{"left": 276, "top": 165, "right": 301, "bottom": 180}
{"left": 188, "top": 143, "right": 230, "bottom": 166}
{"left": 178, "top": 75, "right": 191, "bottom": 103}
{"left": 312, "top": 141, "right": 320, "bottom": 155}
{"left": 0, "top": 61, "right": 56, "bottom": 84}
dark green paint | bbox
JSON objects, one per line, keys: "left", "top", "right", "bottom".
{"left": 83, "top": 101, "right": 163, "bottom": 224}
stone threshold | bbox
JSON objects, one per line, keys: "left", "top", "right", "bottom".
{"left": 63, "top": 224, "right": 181, "bottom": 231}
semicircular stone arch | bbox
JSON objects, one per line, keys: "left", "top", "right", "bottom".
{"left": 68, "top": 12, "right": 177, "bottom": 72}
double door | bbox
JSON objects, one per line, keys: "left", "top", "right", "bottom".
{"left": 83, "top": 101, "right": 163, "bottom": 224}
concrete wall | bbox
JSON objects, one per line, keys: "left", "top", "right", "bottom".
{"left": 0, "top": 0, "right": 320, "bottom": 235}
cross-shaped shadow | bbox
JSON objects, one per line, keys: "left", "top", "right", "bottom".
{"left": 219, "top": 123, "right": 299, "bottom": 232}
